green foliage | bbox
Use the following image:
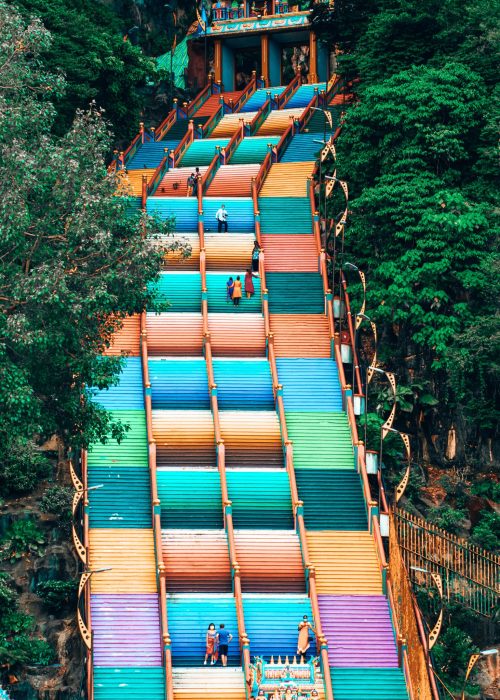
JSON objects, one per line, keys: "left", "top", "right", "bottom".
{"left": 427, "top": 505, "right": 467, "bottom": 534}
{"left": 0, "top": 520, "right": 45, "bottom": 561}
{"left": 39, "top": 485, "right": 73, "bottom": 525}
{"left": 36, "top": 579, "right": 77, "bottom": 611}
{"left": 471, "top": 511, "right": 500, "bottom": 552}
{"left": 432, "top": 626, "right": 479, "bottom": 693}
{"left": 12, "top": 0, "right": 161, "bottom": 139}
{"left": 470, "top": 480, "right": 500, "bottom": 502}
{"left": 0, "top": 2, "right": 185, "bottom": 497}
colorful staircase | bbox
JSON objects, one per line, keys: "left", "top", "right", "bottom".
{"left": 86, "top": 76, "right": 415, "bottom": 700}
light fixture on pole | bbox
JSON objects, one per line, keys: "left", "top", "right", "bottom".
{"left": 78, "top": 567, "right": 113, "bottom": 649}
{"left": 352, "top": 312, "right": 370, "bottom": 414}
{"left": 461, "top": 649, "right": 498, "bottom": 700}
{"left": 410, "top": 566, "right": 444, "bottom": 650}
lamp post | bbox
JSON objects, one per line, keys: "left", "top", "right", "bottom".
{"left": 461, "top": 649, "right": 498, "bottom": 700}
{"left": 352, "top": 312, "right": 370, "bottom": 404}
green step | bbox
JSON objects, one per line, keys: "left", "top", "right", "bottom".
{"left": 87, "top": 411, "right": 148, "bottom": 468}
{"left": 285, "top": 412, "right": 354, "bottom": 470}
{"left": 267, "top": 272, "right": 324, "bottom": 314}
{"left": 331, "top": 668, "right": 409, "bottom": 700}
{"left": 295, "top": 469, "right": 366, "bottom": 530}
{"left": 258, "top": 197, "right": 312, "bottom": 234}
{"left": 94, "top": 667, "right": 165, "bottom": 700}
{"left": 231, "top": 136, "right": 280, "bottom": 165}
{"left": 180, "top": 137, "right": 230, "bottom": 167}
{"left": 88, "top": 466, "right": 152, "bottom": 528}
{"left": 227, "top": 470, "right": 293, "bottom": 529}
{"left": 157, "top": 469, "right": 223, "bottom": 528}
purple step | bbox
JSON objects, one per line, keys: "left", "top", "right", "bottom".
{"left": 318, "top": 595, "right": 399, "bottom": 668}
{"left": 91, "top": 594, "right": 163, "bottom": 667}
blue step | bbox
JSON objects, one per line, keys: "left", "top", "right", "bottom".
{"left": 258, "top": 197, "right": 312, "bottom": 234}
{"left": 240, "top": 86, "right": 285, "bottom": 112}
{"left": 213, "top": 359, "right": 274, "bottom": 410}
{"left": 203, "top": 197, "right": 255, "bottom": 234}
{"left": 243, "top": 594, "right": 313, "bottom": 659}
{"left": 88, "top": 466, "right": 152, "bottom": 529}
{"left": 167, "top": 594, "right": 240, "bottom": 666}
{"left": 286, "top": 83, "right": 327, "bottom": 109}
{"left": 149, "top": 358, "right": 209, "bottom": 409}
{"left": 276, "top": 359, "right": 342, "bottom": 411}
{"left": 280, "top": 133, "right": 323, "bottom": 163}
{"left": 127, "top": 141, "right": 179, "bottom": 169}
{"left": 91, "top": 357, "right": 144, "bottom": 410}
{"left": 146, "top": 197, "right": 198, "bottom": 232}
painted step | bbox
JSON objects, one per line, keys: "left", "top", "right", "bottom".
{"left": 173, "top": 667, "right": 246, "bottom": 700}
{"left": 164, "top": 233, "right": 200, "bottom": 270}
{"left": 267, "top": 272, "right": 324, "bottom": 314}
{"left": 211, "top": 112, "right": 258, "bottom": 138}
{"left": 154, "top": 166, "right": 208, "bottom": 196}
{"left": 280, "top": 133, "right": 324, "bottom": 163}
{"left": 213, "top": 359, "right": 274, "bottom": 410}
{"left": 286, "top": 83, "right": 326, "bottom": 109}
{"left": 167, "top": 116, "right": 209, "bottom": 139}
{"left": 89, "top": 529, "right": 157, "bottom": 594}
{"left": 243, "top": 594, "right": 312, "bottom": 659}
{"left": 318, "top": 595, "right": 399, "bottom": 667}
{"left": 180, "top": 137, "right": 230, "bottom": 167}
{"left": 219, "top": 410, "right": 283, "bottom": 468}
{"left": 149, "top": 358, "right": 209, "bottom": 410}
{"left": 91, "top": 357, "right": 144, "bottom": 410}
{"left": 157, "top": 469, "right": 223, "bottom": 529}
{"left": 91, "top": 593, "right": 162, "bottom": 667}
{"left": 167, "top": 593, "right": 240, "bottom": 666}
{"left": 240, "top": 86, "right": 285, "bottom": 112}
{"left": 331, "top": 668, "right": 408, "bottom": 700}
{"left": 262, "top": 234, "right": 317, "bottom": 272}
{"left": 257, "top": 108, "right": 304, "bottom": 136}
{"left": 276, "top": 359, "right": 342, "bottom": 411}
{"left": 146, "top": 197, "right": 198, "bottom": 231}
{"left": 270, "top": 314, "right": 331, "bottom": 358}
{"left": 105, "top": 315, "right": 140, "bottom": 357}
{"left": 203, "top": 197, "right": 255, "bottom": 234}
{"left": 162, "top": 530, "right": 232, "bottom": 592}
{"left": 208, "top": 313, "right": 266, "bottom": 357}
{"left": 258, "top": 197, "right": 312, "bottom": 234}
{"left": 295, "top": 469, "right": 366, "bottom": 530}
{"left": 94, "top": 667, "right": 165, "bottom": 700}
{"left": 231, "top": 136, "right": 280, "bottom": 165}
{"left": 208, "top": 164, "right": 261, "bottom": 197}
{"left": 87, "top": 410, "right": 148, "bottom": 468}
{"left": 227, "top": 470, "right": 294, "bottom": 530}
{"left": 127, "top": 140, "right": 179, "bottom": 169}
{"left": 285, "top": 412, "right": 354, "bottom": 470}
{"left": 260, "top": 162, "right": 315, "bottom": 197}
{"left": 206, "top": 272, "right": 262, "bottom": 313}
{"left": 306, "top": 531, "right": 382, "bottom": 595}
{"left": 152, "top": 410, "right": 216, "bottom": 467}
{"left": 146, "top": 312, "right": 204, "bottom": 356}
{"left": 205, "top": 233, "right": 256, "bottom": 270}
{"left": 88, "top": 466, "right": 152, "bottom": 529}
{"left": 235, "top": 531, "right": 305, "bottom": 593}
{"left": 117, "top": 168, "right": 155, "bottom": 196}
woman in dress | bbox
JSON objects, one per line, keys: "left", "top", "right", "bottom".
{"left": 232, "top": 275, "right": 242, "bottom": 306}
{"left": 226, "top": 276, "right": 234, "bottom": 303}
{"left": 244, "top": 269, "right": 255, "bottom": 298}
{"left": 296, "top": 615, "right": 315, "bottom": 662}
{"left": 204, "top": 622, "right": 218, "bottom": 665}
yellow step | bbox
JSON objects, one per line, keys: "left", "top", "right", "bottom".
{"left": 260, "top": 162, "right": 315, "bottom": 197}
{"left": 307, "top": 531, "right": 382, "bottom": 595}
{"left": 89, "top": 529, "right": 157, "bottom": 593}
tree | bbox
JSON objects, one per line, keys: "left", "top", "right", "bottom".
{"left": 0, "top": 1, "right": 185, "bottom": 495}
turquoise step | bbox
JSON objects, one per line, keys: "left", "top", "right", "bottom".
{"left": 127, "top": 141, "right": 178, "bottom": 169}
{"left": 280, "top": 133, "right": 323, "bottom": 163}
{"left": 181, "top": 137, "right": 230, "bottom": 167}
{"left": 88, "top": 467, "right": 152, "bottom": 529}
{"left": 157, "top": 469, "right": 223, "bottom": 529}
{"left": 295, "top": 469, "right": 366, "bottom": 530}
{"left": 331, "top": 668, "right": 409, "bottom": 700}
{"left": 146, "top": 197, "right": 198, "bottom": 231}
{"left": 231, "top": 136, "right": 280, "bottom": 165}
{"left": 266, "top": 272, "right": 324, "bottom": 314}
{"left": 258, "top": 196, "right": 312, "bottom": 234}
{"left": 227, "top": 470, "right": 293, "bottom": 529}
{"left": 94, "top": 667, "right": 165, "bottom": 700}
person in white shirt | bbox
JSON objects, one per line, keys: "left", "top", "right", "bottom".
{"left": 215, "top": 203, "right": 228, "bottom": 232}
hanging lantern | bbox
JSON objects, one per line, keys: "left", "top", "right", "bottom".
{"left": 365, "top": 449, "right": 379, "bottom": 474}
{"left": 353, "top": 393, "right": 365, "bottom": 416}
{"left": 333, "top": 296, "right": 345, "bottom": 318}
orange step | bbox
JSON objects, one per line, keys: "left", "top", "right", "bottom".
{"left": 205, "top": 234, "right": 255, "bottom": 270}
{"left": 262, "top": 234, "right": 317, "bottom": 271}
{"left": 306, "top": 531, "right": 383, "bottom": 595}
{"left": 208, "top": 313, "right": 266, "bottom": 357}
{"left": 219, "top": 410, "right": 283, "bottom": 468}
{"left": 260, "top": 162, "right": 315, "bottom": 197}
{"left": 257, "top": 108, "right": 303, "bottom": 136}
{"left": 270, "top": 314, "right": 331, "bottom": 358}
{"left": 116, "top": 168, "right": 155, "bottom": 196}
{"left": 146, "top": 312, "right": 203, "bottom": 356}
{"left": 195, "top": 91, "right": 243, "bottom": 118}
{"left": 211, "top": 112, "right": 258, "bottom": 138}
{"left": 105, "top": 315, "right": 140, "bottom": 356}
{"left": 89, "top": 529, "right": 157, "bottom": 593}
{"left": 208, "top": 164, "right": 261, "bottom": 197}
{"left": 152, "top": 410, "right": 216, "bottom": 466}
{"left": 173, "top": 668, "right": 246, "bottom": 700}
{"left": 235, "top": 531, "right": 304, "bottom": 592}
{"left": 162, "top": 530, "right": 231, "bottom": 592}
{"left": 154, "top": 166, "right": 208, "bottom": 197}
{"left": 163, "top": 234, "right": 200, "bottom": 270}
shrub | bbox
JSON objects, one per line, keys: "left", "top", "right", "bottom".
{"left": 427, "top": 505, "right": 468, "bottom": 534}
{"left": 36, "top": 579, "right": 77, "bottom": 612}
{"left": 0, "top": 634, "right": 55, "bottom": 666}
{"left": 0, "top": 520, "right": 45, "bottom": 561}
{"left": 40, "top": 485, "right": 73, "bottom": 524}
{"left": 0, "top": 439, "right": 51, "bottom": 497}
{"left": 471, "top": 511, "right": 500, "bottom": 552}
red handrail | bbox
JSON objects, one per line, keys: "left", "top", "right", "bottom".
{"left": 201, "top": 101, "right": 225, "bottom": 137}
{"left": 200, "top": 149, "right": 222, "bottom": 194}
{"left": 186, "top": 76, "right": 214, "bottom": 117}
{"left": 170, "top": 121, "right": 194, "bottom": 168}
{"left": 146, "top": 156, "right": 169, "bottom": 198}
{"left": 140, "top": 313, "right": 173, "bottom": 700}
{"left": 221, "top": 120, "right": 245, "bottom": 164}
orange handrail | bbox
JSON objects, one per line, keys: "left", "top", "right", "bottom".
{"left": 170, "top": 121, "right": 194, "bottom": 168}
{"left": 146, "top": 155, "right": 169, "bottom": 198}
{"left": 201, "top": 149, "right": 222, "bottom": 194}
{"left": 80, "top": 449, "right": 93, "bottom": 700}
{"left": 221, "top": 120, "right": 245, "bottom": 164}
{"left": 140, "top": 312, "right": 173, "bottom": 700}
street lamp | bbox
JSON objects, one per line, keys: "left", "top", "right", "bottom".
{"left": 352, "top": 312, "right": 370, "bottom": 410}
{"left": 461, "top": 649, "right": 498, "bottom": 700}
{"left": 410, "top": 566, "right": 444, "bottom": 650}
